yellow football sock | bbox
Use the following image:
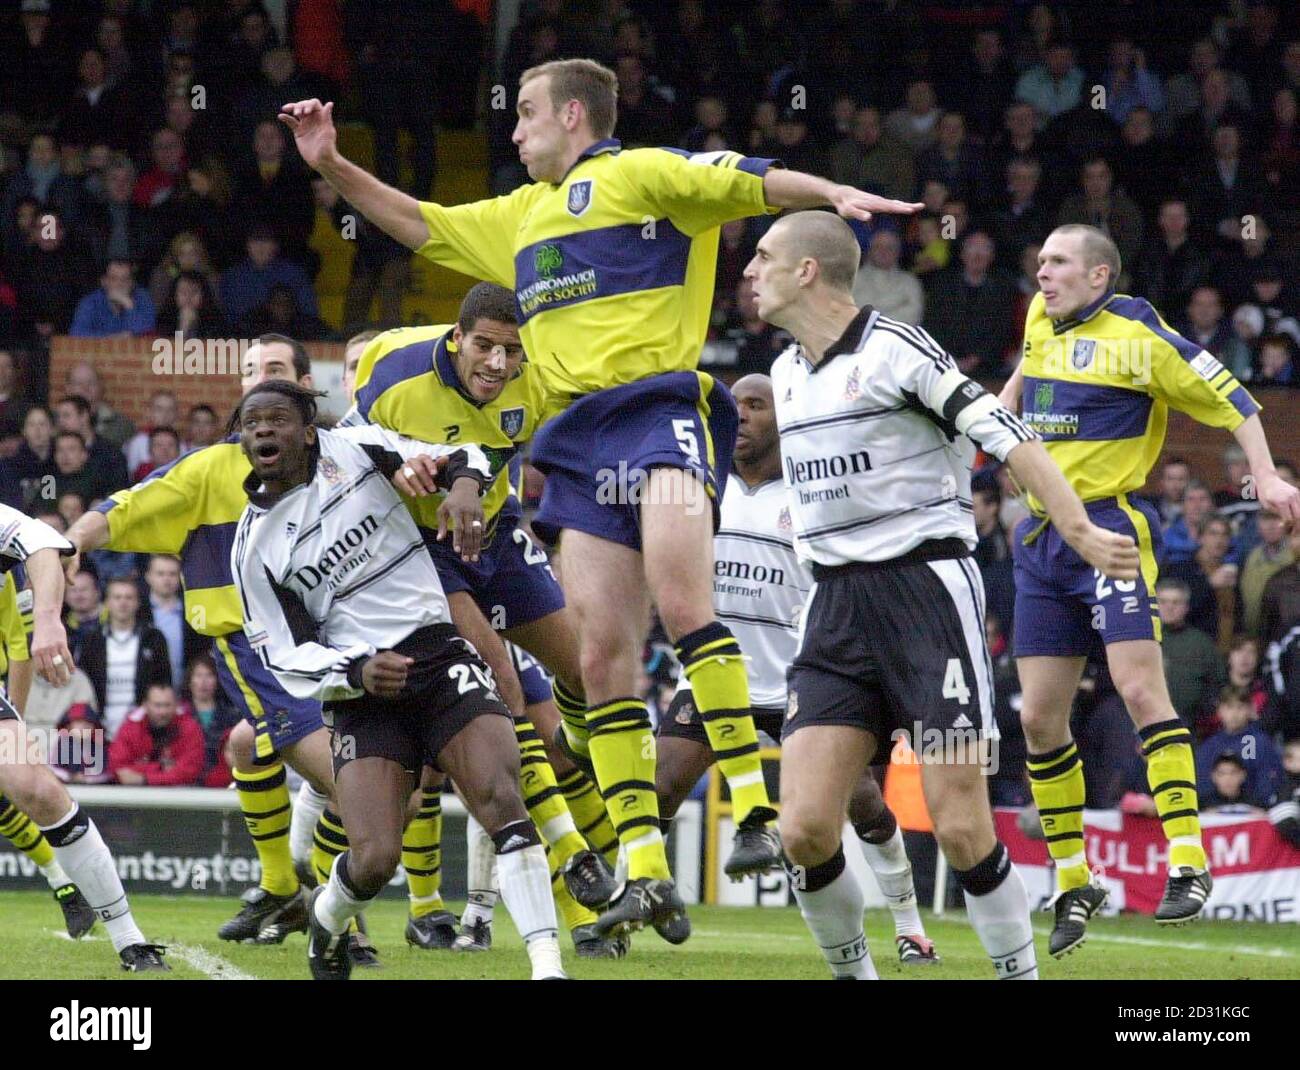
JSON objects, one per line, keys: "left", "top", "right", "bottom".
{"left": 312, "top": 808, "right": 348, "bottom": 888}
{"left": 516, "top": 715, "right": 587, "bottom": 866}
{"left": 1140, "top": 720, "right": 1207, "bottom": 871}
{"left": 676, "top": 623, "right": 771, "bottom": 825}
{"left": 1026, "top": 741, "right": 1089, "bottom": 893}
{"left": 234, "top": 761, "right": 297, "bottom": 896}
{"left": 553, "top": 680, "right": 591, "bottom": 758}
{"left": 587, "top": 696, "right": 668, "bottom": 880}
{"left": 0, "top": 794, "right": 55, "bottom": 868}
{"left": 556, "top": 767, "right": 619, "bottom": 864}
{"left": 404, "top": 790, "right": 444, "bottom": 918}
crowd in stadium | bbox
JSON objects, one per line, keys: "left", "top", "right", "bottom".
{"left": 0, "top": 0, "right": 1297, "bottom": 828}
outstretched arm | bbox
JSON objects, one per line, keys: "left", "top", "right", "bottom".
{"left": 763, "top": 168, "right": 923, "bottom": 220}
{"left": 1233, "top": 414, "right": 1300, "bottom": 522}
{"left": 280, "top": 99, "right": 430, "bottom": 250}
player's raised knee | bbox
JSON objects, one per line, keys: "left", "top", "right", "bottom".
{"left": 347, "top": 838, "right": 403, "bottom": 894}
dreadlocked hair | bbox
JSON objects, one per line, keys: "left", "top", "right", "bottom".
{"left": 228, "top": 379, "right": 328, "bottom": 435}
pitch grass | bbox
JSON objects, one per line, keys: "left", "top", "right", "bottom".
{"left": 4, "top": 890, "right": 1298, "bottom": 980}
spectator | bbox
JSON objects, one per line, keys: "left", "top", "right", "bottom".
{"left": 312, "top": 178, "right": 409, "bottom": 331}
{"left": 181, "top": 656, "right": 240, "bottom": 786}
{"left": 185, "top": 404, "right": 219, "bottom": 450}
{"left": 681, "top": 96, "right": 734, "bottom": 153}
{"left": 885, "top": 79, "right": 942, "bottom": 155}
{"left": 54, "top": 393, "right": 128, "bottom": 491}
{"left": 58, "top": 47, "right": 133, "bottom": 150}
{"left": 78, "top": 154, "right": 160, "bottom": 271}
{"left": 46, "top": 433, "right": 107, "bottom": 512}
{"left": 1162, "top": 513, "right": 1240, "bottom": 649}
{"left": 1254, "top": 333, "right": 1296, "bottom": 386}
{"left": 1056, "top": 157, "right": 1144, "bottom": 276}
{"left": 1112, "top": 107, "right": 1175, "bottom": 216}
{"left": 1226, "top": 1, "right": 1284, "bottom": 105}
{"left": 153, "top": 157, "right": 240, "bottom": 267}
{"left": 724, "top": 275, "right": 793, "bottom": 375}
{"left": 949, "top": 29, "right": 1016, "bottom": 142}
{"left": 987, "top": 102, "right": 1048, "bottom": 198}
{"left": 1225, "top": 634, "right": 1270, "bottom": 720}
{"left": 123, "top": 391, "right": 179, "bottom": 475}
{"left": 231, "top": 119, "right": 315, "bottom": 258}
{"left": 1101, "top": 38, "right": 1164, "bottom": 125}
{"left": 57, "top": 490, "right": 86, "bottom": 530}
{"left": 11, "top": 210, "right": 95, "bottom": 338}
{"left": 148, "top": 231, "right": 219, "bottom": 313}
{"left": 219, "top": 226, "right": 317, "bottom": 326}
{"left": 238, "top": 283, "right": 328, "bottom": 342}
{"left": 2, "top": 405, "right": 54, "bottom": 509}
{"left": 1259, "top": 523, "right": 1300, "bottom": 648}
{"left": 1242, "top": 509, "right": 1294, "bottom": 637}
{"left": 1178, "top": 286, "right": 1251, "bottom": 377}
{"left": 1176, "top": 67, "right": 1252, "bottom": 154}
{"left": 78, "top": 577, "right": 172, "bottom": 740}
{"left": 614, "top": 54, "right": 676, "bottom": 149}
{"left": 1007, "top": 242, "right": 1043, "bottom": 356}
{"left": 1014, "top": 40, "right": 1084, "bottom": 122}
{"left": 1199, "top": 751, "right": 1257, "bottom": 810}
{"left": 6, "top": 0, "right": 68, "bottom": 125}
{"left": 108, "top": 682, "right": 205, "bottom": 787}
{"left": 132, "top": 128, "right": 187, "bottom": 210}
{"left": 1, "top": 133, "right": 83, "bottom": 255}
{"left": 908, "top": 213, "right": 950, "bottom": 278}
{"left": 1242, "top": 262, "right": 1300, "bottom": 346}
{"left": 915, "top": 112, "right": 985, "bottom": 207}
{"left": 0, "top": 349, "right": 31, "bottom": 458}
{"left": 1196, "top": 686, "right": 1285, "bottom": 807}
{"left": 1215, "top": 443, "right": 1261, "bottom": 553}
{"left": 1157, "top": 576, "right": 1226, "bottom": 734}
{"left": 1161, "top": 478, "right": 1214, "bottom": 564}
{"left": 851, "top": 229, "right": 923, "bottom": 325}
{"left": 989, "top": 156, "right": 1050, "bottom": 272}
{"left": 95, "top": 14, "right": 132, "bottom": 87}
{"left": 828, "top": 106, "right": 915, "bottom": 202}
{"left": 69, "top": 259, "right": 156, "bottom": 338}
{"left": 64, "top": 359, "right": 133, "bottom": 450}
{"left": 1182, "top": 124, "right": 1264, "bottom": 248}
{"left": 64, "top": 565, "right": 103, "bottom": 657}
{"left": 1134, "top": 200, "right": 1210, "bottom": 317}
{"left": 155, "top": 269, "right": 228, "bottom": 341}
{"left": 922, "top": 231, "right": 1016, "bottom": 376}
{"left": 973, "top": 479, "right": 1015, "bottom": 634}
{"left": 132, "top": 427, "right": 181, "bottom": 483}
{"left": 48, "top": 703, "right": 110, "bottom": 784}
{"left": 1162, "top": 40, "right": 1252, "bottom": 139}
{"left": 139, "top": 554, "right": 203, "bottom": 689}
{"left": 1261, "top": 87, "right": 1300, "bottom": 213}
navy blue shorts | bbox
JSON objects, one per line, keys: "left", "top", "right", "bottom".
{"left": 426, "top": 514, "right": 565, "bottom": 630}
{"left": 214, "top": 631, "right": 324, "bottom": 761}
{"left": 508, "top": 642, "right": 554, "bottom": 707}
{"left": 529, "top": 371, "right": 737, "bottom": 551}
{"left": 1012, "top": 494, "right": 1163, "bottom": 658}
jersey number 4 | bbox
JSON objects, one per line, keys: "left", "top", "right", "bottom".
{"left": 942, "top": 658, "right": 971, "bottom": 705}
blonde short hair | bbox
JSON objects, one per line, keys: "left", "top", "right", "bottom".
{"left": 520, "top": 58, "right": 618, "bottom": 139}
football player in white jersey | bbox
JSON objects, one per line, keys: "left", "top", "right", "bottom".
{"left": 748, "top": 211, "right": 1137, "bottom": 981}
{"left": 657, "top": 374, "right": 939, "bottom": 965}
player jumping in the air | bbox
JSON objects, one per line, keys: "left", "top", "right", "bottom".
{"left": 282, "top": 58, "right": 923, "bottom": 941}
{"left": 999, "top": 225, "right": 1300, "bottom": 955}
{"left": 231, "top": 380, "right": 564, "bottom": 981}
{"left": 657, "top": 373, "right": 939, "bottom": 965}
{"left": 750, "top": 211, "right": 1138, "bottom": 980}
{"left": 0, "top": 502, "right": 167, "bottom": 971}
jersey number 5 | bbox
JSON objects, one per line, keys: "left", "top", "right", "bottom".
{"left": 672, "top": 419, "right": 702, "bottom": 466}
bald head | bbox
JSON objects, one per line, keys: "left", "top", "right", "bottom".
{"left": 732, "top": 374, "right": 779, "bottom": 478}
{"left": 770, "top": 211, "right": 861, "bottom": 291}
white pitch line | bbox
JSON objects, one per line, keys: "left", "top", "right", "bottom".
{"left": 49, "top": 929, "right": 104, "bottom": 942}
{"left": 168, "top": 943, "right": 259, "bottom": 980}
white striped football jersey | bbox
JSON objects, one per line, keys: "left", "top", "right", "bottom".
{"left": 770, "top": 308, "right": 1035, "bottom": 567}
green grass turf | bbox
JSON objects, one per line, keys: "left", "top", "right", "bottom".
{"left": 5, "top": 891, "right": 1299, "bottom": 980}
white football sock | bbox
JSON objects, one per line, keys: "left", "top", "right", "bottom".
{"left": 858, "top": 826, "right": 925, "bottom": 938}
{"left": 959, "top": 847, "right": 1038, "bottom": 979}
{"left": 791, "top": 844, "right": 878, "bottom": 980}
{"left": 290, "top": 782, "right": 329, "bottom": 868}
{"left": 496, "top": 843, "right": 563, "bottom": 979}
{"left": 41, "top": 805, "right": 145, "bottom": 953}
{"left": 314, "top": 854, "right": 370, "bottom": 936}
{"left": 461, "top": 812, "right": 498, "bottom": 926}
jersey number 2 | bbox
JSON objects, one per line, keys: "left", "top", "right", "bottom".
{"left": 449, "top": 662, "right": 495, "bottom": 695}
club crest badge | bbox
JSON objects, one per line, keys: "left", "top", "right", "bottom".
{"left": 1071, "top": 338, "right": 1096, "bottom": 371}
{"left": 675, "top": 700, "right": 696, "bottom": 726}
{"left": 843, "top": 364, "right": 862, "bottom": 401}
{"left": 567, "top": 179, "right": 594, "bottom": 216}
{"left": 499, "top": 407, "right": 525, "bottom": 438}
{"left": 318, "top": 457, "right": 343, "bottom": 485}
{"left": 778, "top": 506, "right": 792, "bottom": 532}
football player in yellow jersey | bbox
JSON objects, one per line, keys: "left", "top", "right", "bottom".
{"left": 0, "top": 566, "right": 96, "bottom": 938}
{"left": 1000, "top": 225, "right": 1300, "bottom": 956}
{"left": 346, "top": 284, "right": 626, "bottom": 955}
{"left": 284, "top": 58, "right": 922, "bottom": 941}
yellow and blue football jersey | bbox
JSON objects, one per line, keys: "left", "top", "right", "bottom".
{"left": 415, "top": 141, "right": 780, "bottom": 403}
{"left": 1019, "top": 290, "right": 1260, "bottom": 516}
